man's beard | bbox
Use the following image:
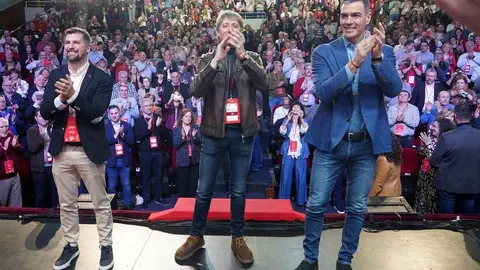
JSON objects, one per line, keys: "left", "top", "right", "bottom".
{"left": 67, "top": 51, "right": 85, "bottom": 62}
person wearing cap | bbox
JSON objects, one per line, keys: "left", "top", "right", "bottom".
{"left": 387, "top": 90, "right": 420, "bottom": 148}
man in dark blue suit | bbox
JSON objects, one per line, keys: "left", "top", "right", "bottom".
{"left": 105, "top": 105, "right": 134, "bottom": 209}
{"left": 295, "top": 1, "right": 402, "bottom": 270}
{"left": 431, "top": 100, "right": 480, "bottom": 213}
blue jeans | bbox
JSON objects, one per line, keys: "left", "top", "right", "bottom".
{"left": 437, "top": 190, "right": 475, "bottom": 214}
{"left": 269, "top": 97, "right": 283, "bottom": 115}
{"left": 303, "top": 139, "right": 377, "bottom": 265}
{"left": 191, "top": 128, "right": 254, "bottom": 238}
{"left": 251, "top": 135, "right": 263, "bottom": 171}
{"left": 279, "top": 155, "right": 307, "bottom": 205}
{"left": 106, "top": 159, "right": 131, "bottom": 207}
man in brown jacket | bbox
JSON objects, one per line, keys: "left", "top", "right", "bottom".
{"left": 174, "top": 10, "right": 269, "bottom": 265}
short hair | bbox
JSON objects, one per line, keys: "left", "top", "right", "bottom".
{"left": 215, "top": 10, "right": 243, "bottom": 30}
{"left": 342, "top": 0, "right": 370, "bottom": 13}
{"left": 118, "top": 83, "right": 129, "bottom": 89}
{"left": 425, "top": 68, "right": 437, "bottom": 76}
{"left": 108, "top": 105, "right": 120, "bottom": 111}
{"left": 64, "top": 27, "right": 91, "bottom": 45}
{"left": 454, "top": 99, "right": 475, "bottom": 122}
{"left": 0, "top": 117, "right": 9, "bottom": 127}
{"left": 404, "top": 40, "right": 414, "bottom": 47}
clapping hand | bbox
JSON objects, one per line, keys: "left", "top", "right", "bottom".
{"left": 55, "top": 75, "right": 75, "bottom": 102}
{"left": 192, "top": 128, "right": 198, "bottom": 137}
{"left": 425, "top": 102, "right": 433, "bottom": 112}
{"left": 419, "top": 132, "right": 431, "bottom": 146}
{"left": 156, "top": 116, "right": 162, "bottom": 127}
{"left": 12, "top": 135, "right": 18, "bottom": 147}
{"left": 352, "top": 36, "right": 378, "bottom": 67}
{"left": 3, "top": 137, "right": 11, "bottom": 150}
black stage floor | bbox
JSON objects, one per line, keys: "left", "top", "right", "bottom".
{"left": 1, "top": 220, "right": 480, "bottom": 270}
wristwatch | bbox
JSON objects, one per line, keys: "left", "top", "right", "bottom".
{"left": 372, "top": 53, "right": 384, "bottom": 63}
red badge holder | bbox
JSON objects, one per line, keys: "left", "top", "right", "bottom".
{"left": 408, "top": 76, "right": 415, "bottom": 84}
{"left": 224, "top": 77, "right": 241, "bottom": 124}
{"left": 277, "top": 87, "right": 284, "bottom": 95}
{"left": 45, "top": 152, "right": 53, "bottom": 163}
{"left": 289, "top": 140, "right": 298, "bottom": 152}
{"left": 421, "top": 159, "right": 431, "bottom": 173}
{"left": 465, "top": 65, "right": 471, "bottom": 73}
{"left": 150, "top": 136, "right": 158, "bottom": 148}
{"left": 224, "top": 98, "right": 241, "bottom": 124}
{"left": 303, "top": 93, "right": 309, "bottom": 103}
{"left": 115, "top": 143, "right": 124, "bottom": 156}
{"left": 188, "top": 144, "right": 192, "bottom": 157}
{"left": 395, "top": 124, "right": 404, "bottom": 136}
{"left": 196, "top": 116, "right": 202, "bottom": 125}
{"left": 64, "top": 116, "right": 80, "bottom": 142}
{"left": 4, "top": 159, "right": 14, "bottom": 174}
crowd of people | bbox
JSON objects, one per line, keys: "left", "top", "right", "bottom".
{"left": 0, "top": 0, "right": 479, "bottom": 215}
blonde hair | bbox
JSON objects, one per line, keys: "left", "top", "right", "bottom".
{"left": 0, "top": 117, "right": 9, "bottom": 127}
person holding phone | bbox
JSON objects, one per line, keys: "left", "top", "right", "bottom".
{"left": 40, "top": 27, "right": 115, "bottom": 270}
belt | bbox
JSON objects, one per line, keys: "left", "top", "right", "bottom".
{"left": 64, "top": 142, "right": 82, "bottom": 147}
{"left": 343, "top": 131, "right": 371, "bottom": 141}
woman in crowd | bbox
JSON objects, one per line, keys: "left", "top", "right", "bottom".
{"left": 369, "top": 133, "right": 402, "bottom": 197}
{"left": 0, "top": 118, "right": 23, "bottom": 207}
{"left": 450, "top": 75, "right": 476, "bottom": 106}
{"left": 279, "top": 102, "right": 309, "bottom": 207}
{"left": 415, "top": 117, "right": 456, "bottom": 213}
{"left": 173, "top": 108, "right": 201, "bottom": 197}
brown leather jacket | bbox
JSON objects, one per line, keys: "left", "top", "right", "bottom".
{"left": 192, "top": 50, "right": 269, "bottom": 139}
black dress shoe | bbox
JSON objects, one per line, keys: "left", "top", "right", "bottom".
{"left": 336, "top": 261, "right": 352, "bottom": 270}
{"left": 294, "top": 260, "right": 319, "bottom": 270}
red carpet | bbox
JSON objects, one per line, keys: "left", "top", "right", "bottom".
{"left": 148, "top": 198, "right": 306, "bottom": 222}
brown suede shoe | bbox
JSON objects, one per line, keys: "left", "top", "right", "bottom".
{"left": 174, "top": 235, "right": 205, "bottom": 260}
{"left": 231, "top": 237, "right": 254, "bottom": 264}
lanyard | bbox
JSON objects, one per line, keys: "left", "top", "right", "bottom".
{"left": 228, "top": 76, "right": 234, "bottom": 99}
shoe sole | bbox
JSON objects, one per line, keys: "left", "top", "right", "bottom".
{"left": 99, "top": 261, "right": 114, "bottom": 270}
{"left": 231, "top": 248, "right": 254, "bottom": 264}
{"left": 174, "top": 244, "right": 204, "bottom": 261}
{"left": 53, "top": 250, "right": 80, "bottom": 270}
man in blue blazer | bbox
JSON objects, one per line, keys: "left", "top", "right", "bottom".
{"left": 295, "top": 1, "right": 402, "bottom": 270}
{"left": 105, "top": 105, "right": 134, "bottom": 209}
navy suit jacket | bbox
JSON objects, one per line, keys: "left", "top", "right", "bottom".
{"left": 304, "top": 37, "right": 403, "bottom": 154}
{"left": 430, "top": 124, "right": 480, "bottom": 194}
{"left": 105, "top": 120, "right": 134, "bottom": 168}
{"left": 40, "top": 65, "right": 113, "bottom": 164}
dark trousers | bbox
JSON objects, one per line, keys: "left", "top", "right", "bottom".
{"left": 398, "top": 135, "right": 414, "bottom": 148}
{"left": 176, "top": 164, "right": 199, "bottom": 198}
{"left": 191, "top": 130, "right": 254, "bottom": 238}
{"left": 32, "top": 167, "right": 58, "bottom": 208}
{"left": 139, "top": 151, "right": 163, "bottom": 201}
{"left": 437, "top": 190, "right": 476, "bottom": 213}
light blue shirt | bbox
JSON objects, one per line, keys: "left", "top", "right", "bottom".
{"left": 343, "top": 37, "right": 365, "bottom": 132}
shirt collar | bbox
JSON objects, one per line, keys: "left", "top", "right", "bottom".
{"left": 342, "top": 35, "right": 365, "bottom": 49}
{"left": 68, "top": 61, "right": 89, "bottom": 77}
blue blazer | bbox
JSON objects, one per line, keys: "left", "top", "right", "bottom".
{"left": 304, "top": 38, "right": 403, "bottom": 154}
{"left": 105, "top": 120, "right": 135, "bottom": 168}
{"left": 280, "top": 120, "right": 310, "bottom": 159}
